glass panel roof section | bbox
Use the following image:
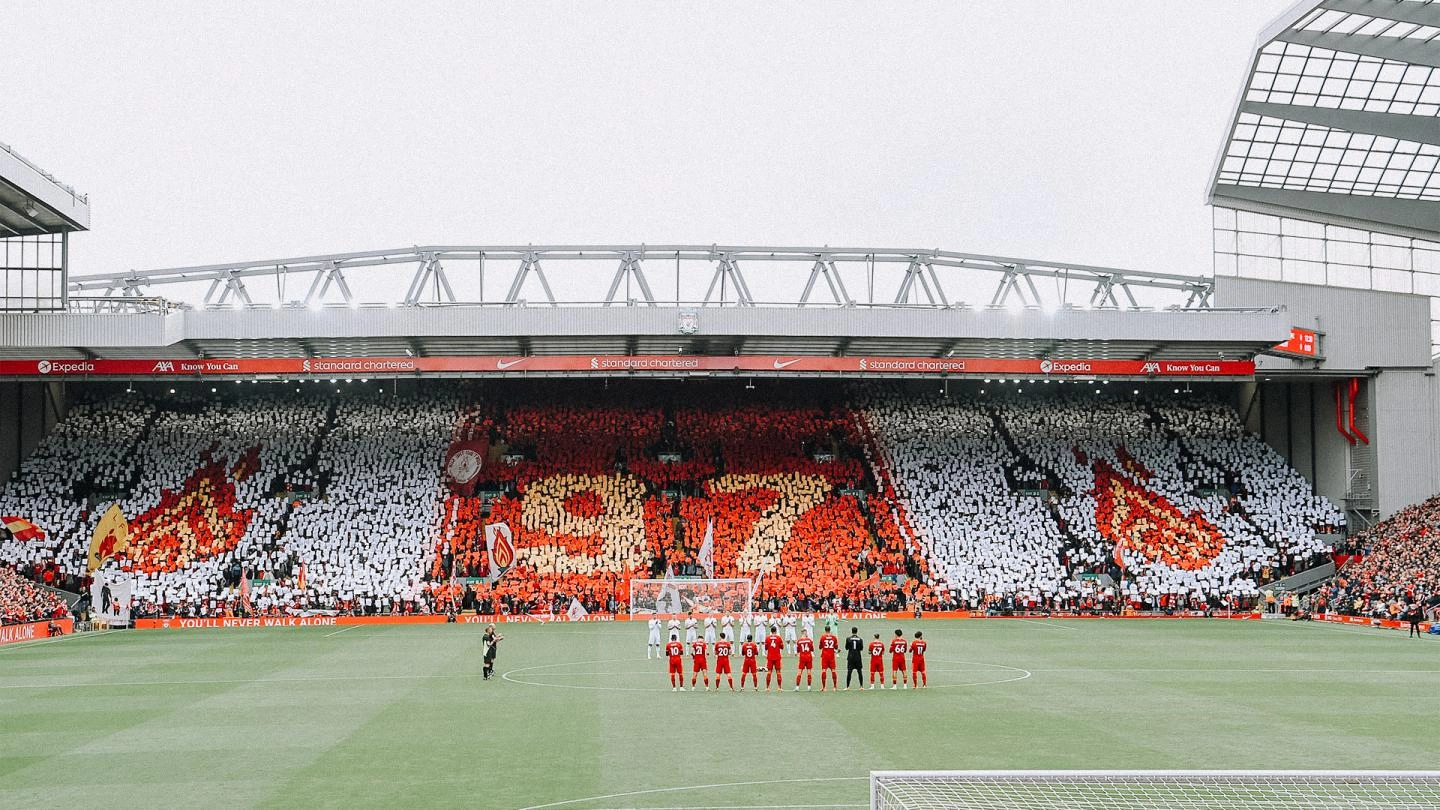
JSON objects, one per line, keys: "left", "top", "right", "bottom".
{"left": 1248, "top": 42, "right": 1439, "bottom": 115}
{"left": 1219, "top": 113, "right": 1440, "bottom": 199}
{"left": 1209, "top": 1, "right": 1440, "bottom": 238}
{"left": 1294, "top": 4, "right": 1440, "bottom": 41}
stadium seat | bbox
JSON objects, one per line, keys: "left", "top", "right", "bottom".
{"left": 0, "top": 384, "right": 1345, "bottom": 617}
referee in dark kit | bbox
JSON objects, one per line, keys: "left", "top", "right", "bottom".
{"left": 844, "top": 626, "right": 865, "bottom": 690}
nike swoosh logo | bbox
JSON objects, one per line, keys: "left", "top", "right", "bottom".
{"left": 496, "top": 358, "right": 526, "bottom": 370}
{"left": 773, "top": 359, "right": 801, "bottom": 369}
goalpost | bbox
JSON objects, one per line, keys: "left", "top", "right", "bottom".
{"left": 869, "top": 770, "right": 1440, "bottom": 809}
{"left": 629, "top": 577, "right": 753, "bottom": 615}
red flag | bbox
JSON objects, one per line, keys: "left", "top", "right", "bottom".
{"left": 296, "top": 563, "right": 307, "bottom": 591}
{"left": 1113, "top": 543, "right": 1125, "bottom": 570}
{"left": 2, "top": 516, "right": 44, "bottom": 541}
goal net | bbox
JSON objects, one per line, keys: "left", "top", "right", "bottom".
{"left": 629, "top": 577, "right": 753, "bottom": 615}
{"left": 869, "top": 771, "right": 1440, "bottom": 810}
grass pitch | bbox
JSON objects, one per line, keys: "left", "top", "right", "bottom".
{"left": 1, "top": 618, "right": 1435, "bottom": 809}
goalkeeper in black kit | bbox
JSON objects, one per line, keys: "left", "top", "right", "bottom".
{"left": 844, "top": 626, "right": 865, "bottom": 690}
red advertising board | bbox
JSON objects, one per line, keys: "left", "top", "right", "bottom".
{"left": 0, "top": 618, "right": 74, "bottom": 646}
{"left": 132, "top": 611, "right": 1265, "bottom": 630}
{"left": 0, "top": 355, "right": 1256, "bottom": 379}
{"left": 1272, "top": 327, "right": 1318, "bottom": 358}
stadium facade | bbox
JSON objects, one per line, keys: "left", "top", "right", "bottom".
{"left": 1, "top": 0, "right": 1437, "bottom": 533}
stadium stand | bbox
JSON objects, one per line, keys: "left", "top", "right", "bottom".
{"left": 860, "top": 388, "right": 1341, "bottom": 610}
{"left": 0, "top": 383, "right": 1344, "bottom": 618}
{"left": 0, "top": 565, "right": 69, "bottom": 625}
{"left": 1320, "top": 495, "right": 1440, "bottom": 621}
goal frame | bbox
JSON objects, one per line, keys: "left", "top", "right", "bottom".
{"left": 628, "top": 577, "right": 754, "bottom": 615}
{"left": 869, "top": 770, "right": 1440, "bottom": 810}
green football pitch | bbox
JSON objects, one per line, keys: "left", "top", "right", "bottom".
{"left": 1, "top": 618, "right": 1435, "bottom": 809}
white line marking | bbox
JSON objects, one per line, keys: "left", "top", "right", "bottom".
{"left": 515, "top": 776, "right": 868, "bottom": 810}
{"left": 0, "top": 672, "right": 487, "bottom": 690}
{"left": 1011, "top": 618, "right": 1078, "bottom": 631}
{"left": 923, "top": 660, "right": 1031, "bottom": 689}
{"left": 323, "top": 625, "right": 360, "bottom": 638}
{"left": 502, "top": 658, "right": 659, "bottom": 692}
{"left": 0, "top": 630, "right": 119, "bottom": 651}
{"left": 1255, "top": 619, "right": 1430, "bottom": 641}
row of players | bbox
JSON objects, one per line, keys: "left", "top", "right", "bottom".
{"left": 662, "top": 626, "right": 928, "bottom": 692}
{"left": 646, "top": 612, "right": 823, "bottom": 655}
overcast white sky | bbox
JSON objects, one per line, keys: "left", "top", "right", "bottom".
{"left": 5, "top": 1, "right": 1293, "bottom": 288}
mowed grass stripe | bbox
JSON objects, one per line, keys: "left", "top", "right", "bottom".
{"left": 0, "top": 619, "right": 1435, "bottom": 809}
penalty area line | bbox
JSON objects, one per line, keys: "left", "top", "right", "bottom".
{"left": 323, "top": 625, "right": 361, "bottom": 638}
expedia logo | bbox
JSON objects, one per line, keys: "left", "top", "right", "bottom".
{"left": 1141, "top": 362, "right": 1161, "bottom": 375}
{"left": 1044, "top": 361, "right": 1093, "bottom": 373}
{"left": 1039, "top": 359, "right": 1053, "bottom": 374}
{"left": 37, "top": 360, "right": 95, "bottom": 375}
{"left": 152, "top": 361, "right": 175, "bottom": 372}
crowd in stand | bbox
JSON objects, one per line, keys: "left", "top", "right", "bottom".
{"left": 0, "top": 565, "right": 69, "bottom": 625}
{"left": 860, "top": 388, "right": 1341, "bottom": 611}
{"left": 1317, "top": 494, "right": 1440, "bottom": 622}
{"left": 0, "top": 383, "right": 1350, "bottom": 618}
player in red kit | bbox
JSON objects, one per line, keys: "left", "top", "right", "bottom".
{"left": 868, "top": 633, "right": 885, "bottom": 689}
{"left": 713, "top": 633, "right": 735, "bottom": 691}
{"left": 740, "top": 634, "right": 760, "bottom": 691}
{"left": 910, "top": 630, "right": 927, "bottom": 688}
{"left": 763, "top": 627, "right": 785, "bottom": 691}
{"left": 818, "top": 628, "right": 839, "bottom": 691}
{"left": 666, "top": 634, "right": 685, "bottom": 691}
{"left": 889, "top": 628, "right": 908, "bottom": 689}
{"left": 793, "top": 633, "right": 815, "bottom": 691}
{"left": 689, "top": 637, "right": 710, "bottom": 690}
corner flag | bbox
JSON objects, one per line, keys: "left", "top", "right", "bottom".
{"left": 566, "top": 598, "right": 589, "bottom": 622}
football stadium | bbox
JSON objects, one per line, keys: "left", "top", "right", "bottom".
{"left": 2, "top": 3, "right": 1439, "bottom": 808}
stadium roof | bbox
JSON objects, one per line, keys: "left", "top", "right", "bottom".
{"left": 0, "top": 141, "right": 90, "bottom": 235}
{"left": 1207, "top": 0, "right": 1440, "bottom": 240}
{"left": 0, "top": 244, "right": 1288, "bottom": 372}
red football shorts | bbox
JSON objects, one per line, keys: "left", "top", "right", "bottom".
{"left": 715, "top": 658, "right": 732, "bottom": 674}
{"left": 692, "top": 657, "right": 707, "bottom": 671}
{"left": 912, "top": 657, "right": 925, "bottom": 673}
{"left": 892, "top": 654, "right": 906, "bottom": 671}
{"left": 798, "top": 653, "right": 813, "bottom": 670}
{"left": 668, "top": 659, "right": 683, "bottom": 675}
{"left": 870, "top": 658, "right": 884, "bottom": 673}
{"left": 821, "top": 654, "right": 836, "bottom": 670}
